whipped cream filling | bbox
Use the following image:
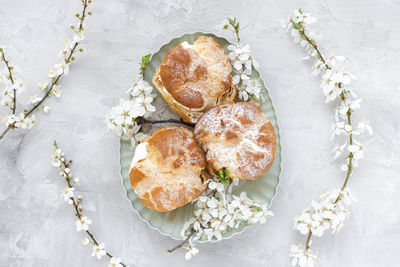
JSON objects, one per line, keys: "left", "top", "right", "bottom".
{"left": 130, "top": 142, "right": 148, "bottom": 168}
{"left": 180, "top": 41, "right": 192, "bottom": 49}
{"left": 156, "top": 74, "right": 206, "bottom": 112}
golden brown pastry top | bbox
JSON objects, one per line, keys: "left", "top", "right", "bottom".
{"left": 194, "top": 102, "right": 276, "bottom": 180}
{"left": 153, "top": 36, "right": 236, "bottom": 124}
{"left": 129, "top": 126, "right": 208, "bottom": 212}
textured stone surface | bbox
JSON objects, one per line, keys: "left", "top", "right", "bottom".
{"left": 0, "top": 0, "right": 399, "bottom": 266}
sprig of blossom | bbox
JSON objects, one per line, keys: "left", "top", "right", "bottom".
{"left": 105, "top": 55, "right": 157, "bottom": 148}
{"left": 0, "top": 48, "right": 25, "bottom": 114}
{"left": 52, "top": 141, "right": 129, "bottom": 267}
{"left": 167, "top": 169, "right": 273, "bottom": 259}
{"left": 221, "top": 17, "right": 263, "bottom": 104}
{"left": 294, "top": 188, "right": 356, "bottom": 238}
{"left": 284, "top": 8, "right": 373, "bottom": 266}
{"left": 0, "top": 0, "right": 93, "bottom": 140}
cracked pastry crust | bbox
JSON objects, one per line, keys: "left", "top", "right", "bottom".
{"left": 194, "top": 102, "right": 276, "bottom": 180}
{"left": 152, "top": 36, "right": 237, "bottom": 124}
{"left": 129, "top": 126, "right": 208, "bottom": 212}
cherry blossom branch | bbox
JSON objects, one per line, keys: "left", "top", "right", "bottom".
{"left": 0, "top": 48, "right": 16, "bottom": 114}
{"left": 52, "top": 141, "right": 128, "bottom": 267}
{"left": 287, "top": 9, "right": 372, "bottom": 266}
{"left": 292, "top": 18, "right": 355, "bottom": 254}
{"left": 0, "top": 0, "right": 93, "bottom": 141}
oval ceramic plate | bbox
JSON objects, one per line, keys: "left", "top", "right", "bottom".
{"left": 120, "top": 32, "right": 282, "bottom": 241}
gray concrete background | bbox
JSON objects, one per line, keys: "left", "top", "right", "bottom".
{"left": 0, "top": 0, "right": 399, "bottom": 266}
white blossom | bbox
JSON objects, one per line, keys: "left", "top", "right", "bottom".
{"left": 185, "top": 244, "right": 199, "bottom": 260}
{"left": 332, "top": 142, "right": 346, "bottom": 159}
{"left": 226, "top": 42, "right": 262, "bottom": 104}
{"left": 61, "top": 187, "right": 74, "bottom": 201}
{"left": 75, "top": 216, "right": 92, "bottom": 231}
{"left": 52, "top": 85, "right": 62, "bottom": 98}
{"left": 47, "top": 69, "right": 56, "bottom": 78}
{"left": 108, "top": 257, "right": 123, "bottom": 267}
{"left": 42, "top": 105, "right": 50, "bottom": 113}
{"left": 91, "top": 243, "right": 106, "bottom": 260}
{"left": 5, "top": 113, "right": 37, "bottom": 130}
{"left": 356, "top": 120, "right": 373, "bottom": 135}
{"left": 293, "top": 9, "right": 317, "bottom": 25}
{"left": 38, "top": 80, "right": 49, "bottom": 90}
{"left": 290, "top": 244, "right": 317, "bottom": 267}
{"left": 347, "top": 140, "right": 365, "bottom": 160}
{"left": 294, "top": 210, "right": 312, "bottom": 235}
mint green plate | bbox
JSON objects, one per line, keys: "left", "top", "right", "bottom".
{"left": 119, "top": 32, "right": 282, "bottom": 241}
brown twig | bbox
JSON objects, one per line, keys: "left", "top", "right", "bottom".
{"left": 298, "top": 28, "right": 330, "bottom": 70}
{"left": 138, "top": 118, "right": 193, "bottom": 128}
{"left": 166, "top": 229, "right": 196, "bottom": 254}
{"left": 0, "top": 126, "right": 11, "bottom": 139}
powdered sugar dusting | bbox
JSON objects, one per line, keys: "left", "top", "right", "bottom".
{"left": 194, "top": 102, "right": 276, "bottom": 179}
{"left": 130, "top": 127, "right": 206, "bottom": 211}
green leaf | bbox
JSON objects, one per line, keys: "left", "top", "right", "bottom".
{"left": 214, "top": 168, "right": 231, "bottom": 186}
{"left": 140, "top": 54, "right": 152, "bottom": 71}
{"left": 292, "top": 21, "right": 302, "bottom": 30}
{"left": 223, "top": 168, "right": 230, "bottom": 178}
{"left": 221, "top": 178, "right": 229, "bottom": 187}
{"left": 298, "top": 8, "right": 303, "bottom": 15}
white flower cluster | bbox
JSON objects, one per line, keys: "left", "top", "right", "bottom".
{"left": 290, "top": 244, "right": 317, "bottom": 267}
{"left": 219, "top": 18, "right": 264, "bottom": 105}
{"left": 0, "top": 50, "right": 25, "bottom": 110}
{"left": 52, "top": 144, "right": 128, "bottom": 266}
{"left": 227, "top": 43, "right": 263, "bottom": 104}
{"left": 184, "top": 242, "right": 199, "bottom": 260}
{"left": 285, "top": 8, "right": 373, "bottom": 267}
{"left": 5, "top": 113, "right": 37, "bottom": 129}
{"left": 294, "top": 188, "right": 356, "bottom": 238}
{"left": 105, "top": 76, "right": 156, "bottom": 147}
{"left": 181, "top": 177, "right": 273, "bottom": 259}
{"left": 0, "top": 49, "right": 38, "bottom": 129}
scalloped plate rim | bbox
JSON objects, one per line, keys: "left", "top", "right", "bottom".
{"left": 118, "top": 31, "right": 282, "bottom": 242}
